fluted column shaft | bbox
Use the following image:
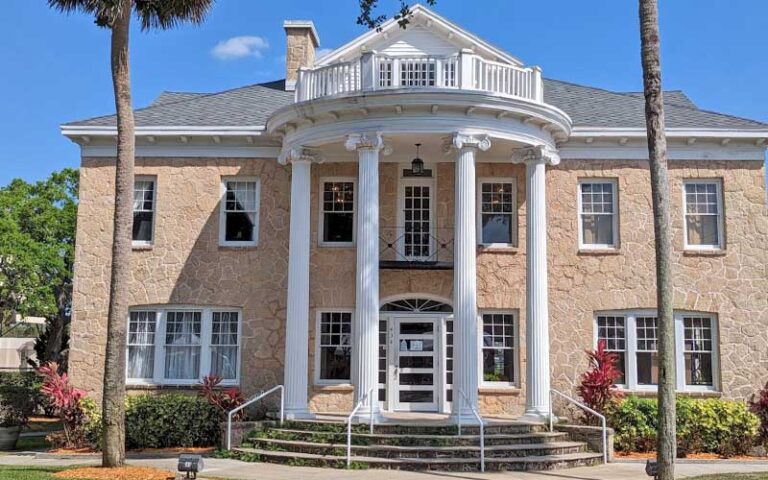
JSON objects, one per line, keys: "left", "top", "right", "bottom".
{"left": 346, "top": 133, "right": 386, "bottom": 418}
{"left": 283, "top": 157, "right": 313, "bottom": 418}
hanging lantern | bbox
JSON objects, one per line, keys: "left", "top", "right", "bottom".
{"left": 411, "top": 143, "right": 425, "bottom": 176}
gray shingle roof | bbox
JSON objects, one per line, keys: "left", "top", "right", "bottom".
{"left": 65, "top": 78, "right": 767, "bottom": 131}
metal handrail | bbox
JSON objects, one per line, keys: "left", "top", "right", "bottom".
{"left": 226, "top": 384, "right": 284, "bottom": 450}
{"left": 549, "top": 388, "right": 607, "bottom": 464}
{"left": 346, "top": 387, "right": 375, "bottom": 468}
{"left": 456, "top": 389, "right": 485, "bottom": 472}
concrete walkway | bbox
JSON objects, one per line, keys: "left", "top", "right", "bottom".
{"left": 2, "top": 453, "right": 768, "bottom": 479}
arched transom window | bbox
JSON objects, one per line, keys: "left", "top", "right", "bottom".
{"left": 380, "top": 298, "right": 452, "bottom": 313}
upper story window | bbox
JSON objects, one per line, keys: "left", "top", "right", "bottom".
{"left": 595, "top": 310, "right": 718, "bottom": 392}
{"left": 132, "top": 177, "right": 156, "bottom": 246}
{"left": 316, "top": 311, "right": 352, "bottom": 384}
{"left": 481, "top": 312, "right": 518, "bottom": 386}
{"left": 319, "top": 178, "right": 355, "bottom": 246}
{"left": 220, "top": 178, "right": 260, "bottom": 247}
{"left": 683, "top": 180, "right": 723, "bottom": 250}
{"left": 478, "top": 179, "right": 516, "bottom": 247}
{"left": 127, "top": 306, "right": 241, "bottom": 385}
{"left": 578, "top": 179, "right": 618, "bottom": 249}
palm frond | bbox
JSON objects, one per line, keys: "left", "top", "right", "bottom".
{"left": 46, "top": 0, "right": 123, "bottom": 28}
{"left": 134, "top": 0, "right": 215, "bottom": 31}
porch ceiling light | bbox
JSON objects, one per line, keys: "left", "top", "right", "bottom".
{"left": 411, "top": 143, "right": 425, "bottom": 176}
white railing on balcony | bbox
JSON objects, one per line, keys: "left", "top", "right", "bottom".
{"left": 296, "top": 50, "right": 542, "bottom": 103}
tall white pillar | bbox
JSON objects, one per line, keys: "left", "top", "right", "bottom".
{"left": 280, "top": 147, "right": 320, "bottom": 419}
{"left": 512, "top": 145, "right": 560, "bottom": 420}
{"left": 345, "top": 133, "right": 389, "bottom": 419}
{"left": 449, "top": 133, "right": 491, "bottom": 422}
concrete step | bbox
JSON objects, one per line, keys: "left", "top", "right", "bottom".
{"left": 257, "top": 428, "right": 570, "bottom": 447}
{"left": 233, "top": 447, "right": 604, "bottom": 471}
{"left": 280, "top": 419, "right": 545, "bottom": 436}
{"left": 247, "top": 437, "right": 588, "bottom": 459}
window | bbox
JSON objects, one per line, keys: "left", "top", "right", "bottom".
{"left": 594, "top": 311, "right": 718, "bottom": 391}
{"left": 220, "top": 178, "right": 260, "bottom": 246}
{"left": 316, "top": 311, "right": 352, "bottom": 383}
{"left": 478, "top": 180, "right": 516, "bottom": 246}
{"left": 578, "top": 180, "right": 618, "bottom": 249}
{"left": 319, "top": 179, "right": 355, "bottom": 246}
{"left": 683, "top": 180, "right": 723, "bottom": 249}
{"left": 133, "top": 177, "right": 156, "bottom": 245}
{"left": 481, "top": 313, "right": 517, "bottom": 385}
{"left": 125, "top": 307, "right": 241, "bottom": 385}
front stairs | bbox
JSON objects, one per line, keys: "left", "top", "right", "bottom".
{"left": 232, "top": 420, "right": 603, "bottom": 471}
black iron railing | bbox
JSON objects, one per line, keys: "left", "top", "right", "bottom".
{"left": 379, "top": 226, "right": 454, "bottom": 269}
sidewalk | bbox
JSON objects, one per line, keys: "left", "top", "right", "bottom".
{"left": 2, "top": 453, "right": 768, "bottom": 479}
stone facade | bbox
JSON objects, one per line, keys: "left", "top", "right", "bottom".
{"left": 70, "top": 156, "right": 768, "bottom": 416}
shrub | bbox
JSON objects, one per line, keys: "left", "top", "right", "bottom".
{"left": 37, "top": 362, "right": 90, "bottom": 448}
{"left": 0, "top": 385, "right": 35, "bottom": 428}
{"left": 0, "top": 371, "right": 46, "bottom": 414}
{"left": 125, "top": 394, "right": 221, "bottom": 449}
{"left": 608, "top": 395, "right": 758, "bottom": 457}
{"left": 200, "top": 375, "right": 245, "bottom": 420}
{"left": 749, "top": 381, "right": 768, "bottom": 448}
{"left": 577, "top": 340, "right": 624, "bottom": 423}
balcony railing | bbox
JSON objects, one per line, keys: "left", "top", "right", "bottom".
{"left": 296, "top": 51, "right": 543, "bottom": 103}
{"left": 379, "top": 226, "right": 454, "bottom": 269}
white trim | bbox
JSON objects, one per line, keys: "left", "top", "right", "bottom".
{"left": 571, "top": 127, "right": 768, "bottom": 139}
{"left": 559, "top": 144, "right": 766, "bottom": 161}
{"left": 478, "top": 310, "right": 520, "bottom": 388}
{"left": 314, "top": 309, "right": 354, "bottom": 386}
{"left": 125, "top": 305, "right": 242, "bottom": 387}
{"left": 132, "top": 175, "right": 157, "bottom": 248}
{"left": 317, "top": 176, "right": 357, "bottom": 247}
{"left": 682, "top": 179, "right": 725, "bottom": 251}
{"left": 80, "top": 145, "right": 280, "bottom": 159}
{"left": 219, "top": 176, "right": 261, "bottom": 247}
{"left": 396, "top": 167, "right": 437, "bottom": 261}
{"left": 577, "top": 178, "right": 619, "bottom": 250}
{"left": 61, "top": 125, "right": 266, "bottom": 137}
{"left": 594, "top": 309, "right": 719, "bottom": 393}
{"left": 476, "top": 177, "right": 517, "bottom": 248}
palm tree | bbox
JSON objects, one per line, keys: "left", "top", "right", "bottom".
{"left": 46, "top": 0, "right": 215, "bottom": 468}
{"left": 638, "top": 1, "right": 676, "bottom": 479}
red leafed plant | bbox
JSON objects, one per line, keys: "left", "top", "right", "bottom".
{"left": 38, "top": 362, "right": 89, "bottom": 447}
{"left": 200, "top": 375, "right": 245, "bottom": 420}
{"left": 749, "top": 381, "right": 768, "bottom": 447}
{"left": 577, "top": 340, "right": 624, "bottom": 424}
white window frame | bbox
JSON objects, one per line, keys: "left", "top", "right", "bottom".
{"left": 317, "top": 177, "right": 357, "bottom": 247}
{"left": 125, "top": 306, "right": 242, "bottom": 387}
{"left": 682, "top": 179, "right": 724, "bottom": 251}
{"left": 314, "top": 309, "right": 354, "bottom": 386}
{"left": 219, "top": 177, "right": 260, "bottom": 247}
{"left": 478, "top": 310, "right": 519, "bottom": 388}
{"left": 396, "top": 172, "right": 437, "bottom": 261}
{"left": 593, "top": 310, "right": 719, "bottom": 393}
{"left": 577, "top": 178, "right": 619, "bottom": 250}
{"left": 476, "top": 178, "right": 517, "bottom": 248}
{"left": 132, "top": 176, "right": 157, "bottom": 247}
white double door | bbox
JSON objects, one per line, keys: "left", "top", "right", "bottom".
{"left": 384, "top": 314, "right": 452, "bottom": 412}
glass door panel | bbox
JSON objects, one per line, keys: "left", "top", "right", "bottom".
{"left": 395, "top": 317, "right": 438, "bottom": 411}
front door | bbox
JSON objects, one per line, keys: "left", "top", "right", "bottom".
{"left": 394, "top": 316, "right": 439, "bottom": 411}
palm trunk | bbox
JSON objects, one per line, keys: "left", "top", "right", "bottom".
{"left": 639, "top": 1, "right": 676, "bottom": 478}
{"left": 102, "top": 0, "right": 134, "bottom": 468}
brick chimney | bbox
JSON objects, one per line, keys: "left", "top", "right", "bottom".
{"left": 283, "top": 20, "right": 320, "bottom": 91}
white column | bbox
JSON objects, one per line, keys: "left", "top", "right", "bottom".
{"left": 449, "top": 133, "right": 491, "bottom": 422}
{"left": 280, "top": 147, "right": 320, "bottom": 419}
{"left": 512, "top": 145, "right": 560, "bottom": 420}
{"left": 345, "top": 133, "right": 389, "bottom": 419}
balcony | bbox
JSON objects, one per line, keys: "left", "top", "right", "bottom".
{"left": 296, "top": 51, "right": 543, "bottom": 104}
{"left": 379, "top": 226, "right": 454, "bottom": 270}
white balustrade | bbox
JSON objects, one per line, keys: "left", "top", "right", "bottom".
{"left": 296, "top": 52, "right": 542, "bottom": 103}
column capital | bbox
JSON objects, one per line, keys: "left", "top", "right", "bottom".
{"left": 344, "top": 132, "right": 393, "bottom": 155}
{"left": 510, "top": 145, "right": 560, "bottom": 166}
{"left": 446, "top": 132, "right": 492, "bottom": 153}
{"left": 278, "top": 146, "right": 323, "bottom": 165}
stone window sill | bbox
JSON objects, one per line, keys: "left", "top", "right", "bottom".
{"left": 621, "top": 389, "right": 721, "bottom": 398}
{"left": 577, "top": 248, "right": 621, "bottom": 256}
{"left": 313, "top": 384, "right": 354, "bottom": 392}
{"left": 218, "top": 245, "right": 259, "bottom": 251}
{"left": 479, "top": 386, "right": 521, "bottom": 395}
{"left": 477, "top": 245, "right": 519, "bottom": 254}
{"left": 683, "top": 249, "right": 727, "bottom": 257}
{"left": 132, "top": 244, "right": 153, "bottom": 251}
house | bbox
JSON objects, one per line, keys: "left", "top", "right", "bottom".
{"left": 62, "top": 5, "right": 768, "bottom": 425}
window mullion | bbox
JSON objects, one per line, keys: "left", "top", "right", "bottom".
{"left": 674, "top": 314, "right": 685, "bottom": 391}
{"left": 626, "top": 315, "right": 638, "bottom": 390}
{"left": 200, "top": 309, "right": 213, "bottom": 381}
{"left": 153, "top": 310, "right": 166, "bottom": 384}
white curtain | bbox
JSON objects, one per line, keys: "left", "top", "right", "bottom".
{"left": 164, "top": 311, "right": 202, "bottom": 380}
{"left": 210, "top": 312, "right": 239, "bottom": 380}
{"left": 127, "top": 311, "right": 156, "bottom": 379}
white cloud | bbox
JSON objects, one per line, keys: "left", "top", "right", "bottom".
{"left": 212, "top": 36, "right": 270, "bottom": 60}
{"left": 315, "top": 48, "right": 333, "bottom": 60}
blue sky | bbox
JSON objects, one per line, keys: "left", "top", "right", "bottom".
{"left": 0, "top": 0, "right": 766, "bottom": 185}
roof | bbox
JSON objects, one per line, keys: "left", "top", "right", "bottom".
{"left": 64, "top": 78, "right": 767, "bottom": 132}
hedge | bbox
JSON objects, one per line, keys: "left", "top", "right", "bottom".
{"left": 608, "top": 396, "right": 759, "bottom": 457}
{"left": 125, "top": 394, "right": 221, "bottom": 449}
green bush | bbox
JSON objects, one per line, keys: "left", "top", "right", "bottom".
{"left": 0, "top": 385, "right": 35, "bottom": 427}
{"left": 608, "top": 396, "right": 758, "bottom": 457}
{"left": 125, "top": 394, "right": 221, "bottom": 449}
{"left": 0, "top": 372, "right": 45, "bottom": 414}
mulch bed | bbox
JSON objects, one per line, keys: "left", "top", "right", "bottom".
{"left": 52, "top": 467, "right": 175, "bottom": 480}
{"left": 49, "top": 447, "right": 215, "bottom": 456}
{"left": 616, "top": 451, "right": 766, "bottom": 461}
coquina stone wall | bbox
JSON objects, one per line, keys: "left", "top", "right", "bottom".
{"left": 71, "top": 157, "right": 768, "bottom": 417}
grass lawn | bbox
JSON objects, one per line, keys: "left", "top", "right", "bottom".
{"left": 0, "top": 465, "right": 65, "bottom": 480}
{"left": 688, "top": 475, "right": 768, "bottom": 480}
